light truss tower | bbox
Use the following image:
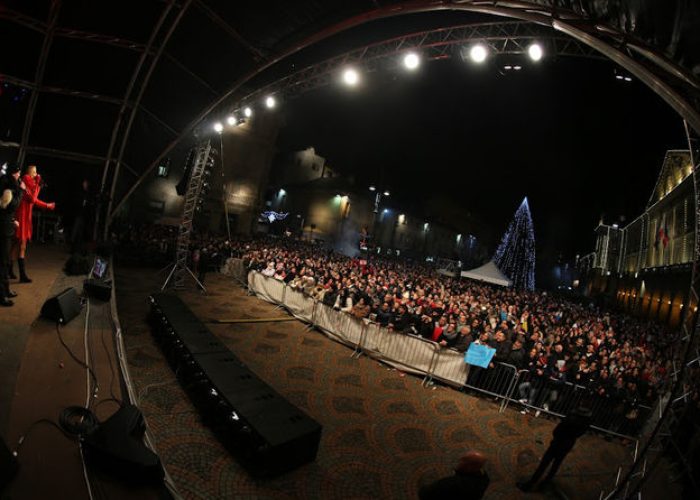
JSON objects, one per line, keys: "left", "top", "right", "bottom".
{"left": 494, "top": 197, "right": 535, "bottom": 290}
{"left": 162, "top": 140, "right": 213, "bottom": 291}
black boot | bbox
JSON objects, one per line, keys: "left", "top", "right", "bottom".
{"left": 18, "top": 258, "right": 32, "bottom": 283}
{"left": 8, "top": 261, "right": 17, "bottom": 279}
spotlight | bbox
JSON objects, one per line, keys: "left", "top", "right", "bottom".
{"left": 470, "top": 44, "right": 488, "bottom": 63}
{"left": 624, "top": 76, "right": 632, "bottom": 82}
{"left": 343, "top": 67, "right": 359, "bottom": 86}
{"left": 528, "top": 43, "right": 543, "bottom": 62}
{"left": 383, "top": 191, "right": 390, "bottom": 197}
{"left": 369, "top": 186, "right": 376, "bottom": 191}
{"left": 513, "top": 65, "right": 522, "bottom": 71}
{"left": 226, "top": 115, "right": 237, "bottom": 126}
{"left": 244, "top": 107, "right": 252, "bottom": 118}
{"left": 403, "top": 52, "right": 420, "bottom": 70}
{"left": 265, "top": 96, "right": 276, "bottom": 108}
{"left": 213, "top": 122, "right": 223, "bottom": 133}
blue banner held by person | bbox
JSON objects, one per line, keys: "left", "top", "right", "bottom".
{"left": 465, "top": 343, "right": 496, "bottom": 368}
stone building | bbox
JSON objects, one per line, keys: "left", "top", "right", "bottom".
{"left": 586, "top": 150, "right": 696, "bottom": 328}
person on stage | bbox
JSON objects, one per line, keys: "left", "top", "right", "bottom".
{"left": 0, "top": 164, "right": 22, "bottom": 306}
{"left": 10, "top": 164, "right": 55, "bottom": 283}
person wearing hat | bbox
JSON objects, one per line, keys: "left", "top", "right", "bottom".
{"left": 517, "top": 406, "right": 593, "bottom": 491}
{"left": 0, "top": 163, "right": 22, "bottom": 306}
{"left": 419, "top": 450, "right": 490, "bottom": 499}
{"left": 10, "top": 164, "right": 55, "bottom": 283}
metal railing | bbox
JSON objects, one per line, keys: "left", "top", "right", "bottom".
{"left": 240, "top": 267, "right": 653, "bottom": 440}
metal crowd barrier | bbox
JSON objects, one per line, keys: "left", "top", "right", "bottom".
{"left": 237, "top": 268, "right": 650, "bottom": 439}
{"left": 505, "top": 370, "right": 649, "bottom": 439}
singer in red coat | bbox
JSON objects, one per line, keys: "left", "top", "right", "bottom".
{"left": 10, "top": 165, "right": 55, "bottom": 283}
{"left": 16, "top": 172, "right": 51, "bottom": 241}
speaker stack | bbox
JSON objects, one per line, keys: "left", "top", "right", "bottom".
{"left": 148, "top": 294, "right": 322, "bottom": 477}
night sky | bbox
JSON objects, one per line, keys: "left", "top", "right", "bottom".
{"left": 275, "top": 55, "right": 687, "bottom": 266}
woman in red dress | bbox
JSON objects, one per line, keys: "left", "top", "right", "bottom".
{"left": 11, "top": 165, "right": 55, "bottom": 283}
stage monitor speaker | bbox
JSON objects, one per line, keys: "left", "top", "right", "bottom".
{"left": 82, "top": 405, "right": 163, "bottom": 484}
{"left": 83, "top": 279, "right": 112, "bottom": 301}
{"left": 41, "top": 287, "right": 81, "bottom": 324}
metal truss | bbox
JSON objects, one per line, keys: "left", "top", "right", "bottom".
{"left": 110, "top": 0, "right": 700, "bottom": 222}
{"left": 161, "top": 140, "right": 212, "bottom": 291}
{"left": 236, "top": 21, "right": 605, "bottom": 111}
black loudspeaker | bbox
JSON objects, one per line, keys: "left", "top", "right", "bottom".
{"left": 82, "top": 405, "right": 163, "bottom": 484}
{"left": 83, "top": 279, "right": 112, "bottom": 301}
{"left": 41, "top": 287, "right": 82, "bottom": 324}
{"left": 149, "top": 294, "right": 323, "bottom": 477}
{"left": 0, "top": 435, "right": 18, "bottom": 492}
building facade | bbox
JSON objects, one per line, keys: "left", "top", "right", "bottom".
{"left": 265, "top": 175, "right": 482, "bottom": 261}
{"left": 586, "top": 150, "right": 696, "bottom": 328}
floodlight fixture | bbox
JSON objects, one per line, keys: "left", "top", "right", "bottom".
{"left": 343, "top": 67, "right": 360, "bottom": 86}
{"left": 383, "top": 190, "right": 390, "bottom": 197}
{"left": 403, "top": 52, "right": 420, "bottom": 70}
{"left": 265, "top": 96, "right": 276, "bottom": 108}
{"left": 244, "top": 107, "right": 252, "bottom": 117}
{"left": 470, "top": 44, "right": 488, "bottom": 63}
{"left": 528, "top": 43, "right": 543, "bottom": 62}
{"left": 213, "top": 122, "right": 223, "bottom": 133}
{"left": 226, "top": 115, "right": 237, "bottom": 126}
{"left": 369, "top": 185, "right": 376, "bottom": 191}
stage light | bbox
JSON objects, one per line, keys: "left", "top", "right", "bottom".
{"left": 244, "top": 107, "right": 252, "bottom": 117}
{"left": 343, "top": 68, "right": 359, "bottom": 86}
{"left": 369, "top": 186, "right": 376, "bottom": 191}
{"left": 213, "top": 122, "right": 223, "bottom": 133}
{"left": 470, "top": 44, "right": 488, "bottom": 63}
{"left": 513, "top": 66, "right": 522, "bottom": 71}
{"left": 528, "top": 43, "right": 543, "bottom": 62}
{"left": 226, "top": 115, "right": 237, "bottom": 126}
{"left": 403, "top": 52, "right": 420, "bottom": 70}
{"left": 383, "top": 190, "right": 390, "bottom": 197}
{"left": 624, "top": 76, "right": 632, "bottom": 82}
{"left": 265, "top": 96, "right": 276, "bottom": 108}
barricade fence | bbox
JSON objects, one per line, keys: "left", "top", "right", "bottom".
{"left": 235, "top": 265, "right": 648, "bottom": 440}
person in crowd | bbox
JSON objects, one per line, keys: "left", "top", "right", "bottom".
{"left": 11, "top": 164, "right": 55, "bottom": 282}
{"left": 438, "top": 323, "right": 460, "bottom": 348}
{"left": 351, "top": 296, "right": 370, "bottom": 319}
{"left": 114, "top": 230, "right": 676, "bottom": 417}
{"left": 419, "top": 450, "right": 490, "bottom": 500}
{"left": 517, "top": 407, "right": 592, "bottom": 491}
{"left": 0, "top": 164, "right": 22, "bottom": 306}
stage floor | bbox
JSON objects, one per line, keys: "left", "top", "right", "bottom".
{"left": 0, "top": 245, "right": 162, "bottom": 500}
{"left": 114, "top": 267, "right": 640, "bottom": 500}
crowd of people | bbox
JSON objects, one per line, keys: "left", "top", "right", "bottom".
{"left": 116, "top": 228, "right": 682, "bottom": 425}
{"left": 237, "top": 236, "right": 677, "bottom": 416}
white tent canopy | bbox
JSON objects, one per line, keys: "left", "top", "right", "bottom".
{"left": 459, "top": 261, "right": 512, "bottom": 287}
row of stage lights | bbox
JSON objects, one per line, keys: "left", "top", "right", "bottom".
{"left": 341, "top": 42, "right": 544, "bottom": 86}
{"left": 212, "top": 42, "right": 545, "bottom": 133}
{"left": 213, "top": 95, "right": 277, "bottom": 133}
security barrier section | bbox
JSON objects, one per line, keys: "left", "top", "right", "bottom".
{"left": 237, "top": 266, "right": 647, "bottom": 440}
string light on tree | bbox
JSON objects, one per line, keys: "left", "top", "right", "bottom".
{"left": 493, "top": 197, "right": 536, "bottom": 290}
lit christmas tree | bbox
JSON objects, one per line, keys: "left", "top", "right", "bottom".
{"left": 494, "top": 197, "right": 535, "bottom": 290}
